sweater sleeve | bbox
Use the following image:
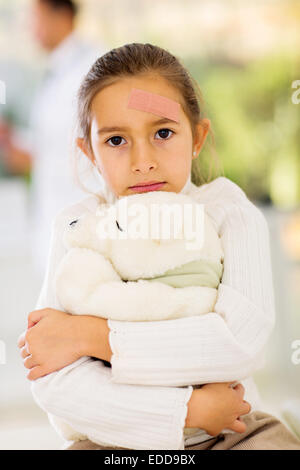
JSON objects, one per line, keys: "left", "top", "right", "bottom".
{"left": 108, "top": 178, "right": 276, "bottom": 386}
{"left": 30, "top": 202, "right": 193, "bottom": 450}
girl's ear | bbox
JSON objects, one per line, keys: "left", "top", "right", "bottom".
{"left": 193, "top": 119, "right": 211, "bottom": 158}
{"left": 76, "top": 137, "right": 95, "bottom": 165}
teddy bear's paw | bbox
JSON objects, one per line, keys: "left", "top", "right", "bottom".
{"left": 55, "top": 247, "right": 121, "bottom": 315}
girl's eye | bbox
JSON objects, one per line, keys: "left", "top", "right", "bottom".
{"left": 156, "top": 128, "right": 174, "bottom": 140}
{"left": 106, "top": 136, "right": 126, "bottom": 147}
{"left": 106, "top": 128, "right": 174, "bottom": 147}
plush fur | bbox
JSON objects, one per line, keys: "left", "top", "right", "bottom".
{"left": 52, "top": 190, "right": 224, "bottom": 443}
{"left": 55, "top": 191, "right": 223, "bottom": 321}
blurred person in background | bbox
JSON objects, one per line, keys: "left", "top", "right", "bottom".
{"left": 0, "top": 0, "right": 107, "bottom": 277}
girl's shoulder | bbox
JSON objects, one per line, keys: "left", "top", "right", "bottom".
{"left": 191, "top": 176, "right": 268, "bottom": 232}
{"left": 53, "top": 193, "right": 106, "bottom": 229}
{"left": 190, "top": 176, "right": 248, "bottom": 203}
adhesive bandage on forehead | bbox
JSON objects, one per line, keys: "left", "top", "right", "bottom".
{"left": 127, "top": 88, "right": 180, "bottom": 123}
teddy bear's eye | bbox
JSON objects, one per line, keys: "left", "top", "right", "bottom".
{"left": 69, "top": 219, "right": 78, "bottom": 227}
{"left": 115, "top": 220, "right": 123, "bottom": 232}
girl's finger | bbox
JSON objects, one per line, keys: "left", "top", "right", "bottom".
{"left": 230, "top": 418, "right": 246, "bottom": 434}
{"left": 240, "top": 400, "right": 252, "bottom": 416}
{"left": 27, "top": 365, "right": 47, "bottom": 381}
{"left": 20, "top": 345, "right": 30, "bottom": 359}
{"left": 27, "top": 309, "right": 45, "bottom": 329}
{"left": 17, "top": 332, "right": 26, "bottom": 349}
{"left": 23, "top": 355, "right": 39, "bottom": 370}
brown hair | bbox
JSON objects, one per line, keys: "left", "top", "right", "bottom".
{"left": 73, "top": 42, "right": 223, "bottom": 196}
{"left": 39, "top": 0, "right": 78, "bottom": 17}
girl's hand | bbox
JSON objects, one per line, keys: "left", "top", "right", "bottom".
{"left": 17, "top": 308, "right": 85, "bottom": 381}
{"left": 185, "top": 382, "right": 251, "bottom": 436}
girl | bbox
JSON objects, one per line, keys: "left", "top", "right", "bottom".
{"left": 18, "top": 43, "right": 300, "bottom": 450}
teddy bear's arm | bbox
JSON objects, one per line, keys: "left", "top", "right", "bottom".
{"left": 56, "top": 247, "right": 217, "bottom": 321}
{"left": 55, "top": 247, "right": 121, "bottom": 315}
{"left": 85, "top": 279, "right": 218, "bottom": 321}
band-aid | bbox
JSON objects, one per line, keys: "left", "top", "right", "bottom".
{"left": 127, "top": 88, "right": 180, "bottom": 123}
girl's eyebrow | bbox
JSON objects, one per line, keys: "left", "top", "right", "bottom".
{"left": 97, "top": 118, "right": 179, "bottom": 135}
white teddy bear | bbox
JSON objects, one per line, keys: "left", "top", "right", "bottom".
{"left": 51, "top": 190, "right": 224, "bottom": 444}
{"left": 55, "top": 190, "right": 224, "bottom": 322}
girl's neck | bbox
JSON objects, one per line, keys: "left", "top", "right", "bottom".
{"left": 180, "top": 173, "right": 192, "bottom": 195}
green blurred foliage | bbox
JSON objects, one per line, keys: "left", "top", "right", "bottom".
{"left": 186, "top": 54, "right": 300, "bottom": 207}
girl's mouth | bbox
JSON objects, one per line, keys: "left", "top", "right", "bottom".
{"left": 129, "top": 182, "right": 166, "bottom": 192}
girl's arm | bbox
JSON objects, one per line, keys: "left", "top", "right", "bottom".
{"left": 23, "top": 207, "right": 249, "bottom": 448}
{"left": 105, "top": 177, "right": 276, "bottom": 386}
{"left": 31, "top": 357, "right": 194, "bottom": 450}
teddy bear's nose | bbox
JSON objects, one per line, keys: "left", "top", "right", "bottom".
{"left": 69, "top": 219, "right": 78, "bottom": 227}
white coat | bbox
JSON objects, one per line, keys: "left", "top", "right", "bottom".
{"left": 28, "top": 31, "right": 107, "bottom": 276}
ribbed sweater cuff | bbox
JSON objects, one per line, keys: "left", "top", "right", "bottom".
{"left": 214, "top": 283, "right": 274, "bottom": 351}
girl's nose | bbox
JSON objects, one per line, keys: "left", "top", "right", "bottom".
{"left": 130, "top": 143, "right": 158, "bottom": 174}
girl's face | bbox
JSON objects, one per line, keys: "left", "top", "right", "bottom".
{"left": 77, "top": 74, "right": 210, "bottom": 198}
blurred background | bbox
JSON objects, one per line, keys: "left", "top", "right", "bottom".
{"left": 0, "top": 0, "right": 299, "bottom": 450}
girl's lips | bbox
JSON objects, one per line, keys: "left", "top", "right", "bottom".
{"left": 129, "top": 182, "right": 166, "bottom": 192}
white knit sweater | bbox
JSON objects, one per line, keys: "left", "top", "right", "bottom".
{"left": 30, "top": 176, "right": 276, "bottom": 450}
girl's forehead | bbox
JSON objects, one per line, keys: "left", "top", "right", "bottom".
{"left": 127, "top": 88, "right": 180, "bottom": 123}
{"left": 91, "top": 78, "right": 186, "bottom": 125}
{"left": 93, "top": 75, "right": 183, "bottom": 107}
